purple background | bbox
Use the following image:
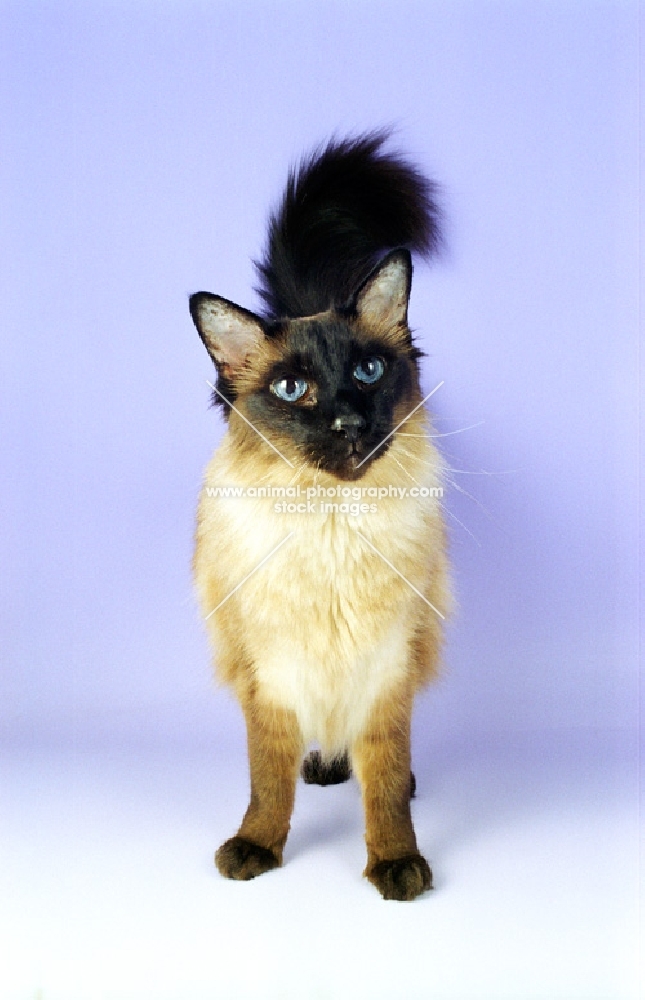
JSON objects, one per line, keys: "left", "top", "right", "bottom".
{"left": 1, "top": 0, "right": 638, "bottom": 748}
{"left": 0, "top": 3, "right": 640, "bottom": 997}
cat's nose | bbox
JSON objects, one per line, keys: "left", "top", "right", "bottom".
{"left": 331, "top": 413, "right": 366, "bottom": 442}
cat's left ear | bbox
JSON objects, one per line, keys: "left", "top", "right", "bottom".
{"left": 351, "top": 249, "right": 412, "bottom": 329}
{"left": 189, "top": 292, "right": 267, "bottom": 377}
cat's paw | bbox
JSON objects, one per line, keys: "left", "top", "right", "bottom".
{"left": 215, "top": 836, "right": 280, "bottom": 881}
{"left": 366, "top": 853, "right": 433, "bottom": 901}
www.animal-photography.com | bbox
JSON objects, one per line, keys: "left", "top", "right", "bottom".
{"left": 1, "top": 2, "right": 639, "bottom": 999}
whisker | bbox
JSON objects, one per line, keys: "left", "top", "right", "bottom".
{"left": 388, "top": 442, "right": 486, "bottom": 544}
{"left": 426, "top": 440, "right": 518, "bottom": 475}
{"left": 288, "top": 464, "right": 305, "bottom": 488}
{"left": 396, "top": 447, "right": 441, "bottom": 470}
{"left": 431, "top": 421, "right": 485, "bottom": 438}
{"left": 393, "top": 419, "right": 513, "bottom": 543}
{"left": 443, "top": 467, "right": 517, "bottom": 476}
{"left": 399, "top": 421, "right": 485, "bottom": 440}
{"left": 439, "top": 502, "right": 481, "bottom": 545}
{"left": 391, "top": 454, "right": 421, "bottom": 486}
{"left": 443, "top": 476, "right": 502, "bottom": 528}
{"left": 395, "top": 447, "right": 438, "bottom": 472}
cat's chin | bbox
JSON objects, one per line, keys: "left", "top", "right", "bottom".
{"left": 322, "top": 452, "right": 373, "bottom": 481}
{"left": 315, "top": 440, "right": 387, "bottom": 480}
{"left": 340, "top": 453, "right": 367, "bottom": 480}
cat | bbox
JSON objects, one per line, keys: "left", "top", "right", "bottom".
{"left": 189, "top": 130, "right": 450, "bottom": 901}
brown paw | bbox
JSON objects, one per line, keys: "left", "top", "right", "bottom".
{"left": 366, "top": 853, "right": 433, "bottom": 901}
{"left": 301, "top": 749, "right": 352, "bottom": 785}
{"left": 215, "top": 836, "right": 280, "bottom": 881}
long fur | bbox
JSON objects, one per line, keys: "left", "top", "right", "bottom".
{"left": 255, "top": 129, "right": 441, "bottom": 319}
{"left": 190, "top": 131, "right": 450, "bottom": 901}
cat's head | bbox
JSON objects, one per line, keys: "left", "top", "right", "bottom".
{"left": 189, "top": 250, "right": 423, "bottom": 481}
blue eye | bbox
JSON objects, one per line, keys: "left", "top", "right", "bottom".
{"left": 354, "top": 357, "right": 385, "bottom": 384}
{"left": 271, "top": 377, "right": 308, "bottom": 402}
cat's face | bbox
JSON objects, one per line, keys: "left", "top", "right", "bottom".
{"left": 246, "top": 315, "right": 418, "bottom": 478}
{"left": 190, "top": 250, "right": 422, "bottom": 480}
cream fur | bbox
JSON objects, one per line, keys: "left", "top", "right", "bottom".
{"left": 194, "top": 407, "right": 450, "bottom": 755}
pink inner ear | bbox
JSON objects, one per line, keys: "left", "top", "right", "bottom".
{"left": 196, "top": 298, "right": 264, "bottom": 373}
{"left": 216, "top": 314, "right": 260, "bottom": 370}
{"left": 356, "top": 256, "right": 409, "bottom": 327}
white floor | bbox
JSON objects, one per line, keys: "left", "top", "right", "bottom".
{"left": 1, "top": 721, "right": 640, "bottom": 1000}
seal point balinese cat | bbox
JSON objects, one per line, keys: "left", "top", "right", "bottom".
{"left": 189, "top": 130, "right": 450, "bottom": 900}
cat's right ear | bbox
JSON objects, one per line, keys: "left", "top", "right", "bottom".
{"left": 189, "top": 292, "right": 267, "bottom": 378}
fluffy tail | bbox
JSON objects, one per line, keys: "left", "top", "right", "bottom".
{"left": 255, "top": 129, "right": 441, "bottom": 320}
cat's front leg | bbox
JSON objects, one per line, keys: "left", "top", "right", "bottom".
{"left": 352, "top": 684, "right": 432, "bottom": 901}
{"left": 216, "top": 692, "right": 303, "bottom": 881}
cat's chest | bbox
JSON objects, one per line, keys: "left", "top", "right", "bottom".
{"left": 213, "top": 480, "right": 422, "bottom": 589}
{"left": 221, "top": 493, "right": 415, "bottom": 734}
{"left": 198, "top": 434, "right": 442, "bottom": 656}
{"left": 219, "top": 490, "right": 388, "bottom": 603}
{"left": 253, "top": 615, "right": 410, "bottom": 751}
{"left": 202, "top": 437, "right": 438, "bottom": 592}
{"left": 208, "top": 483, "right": 427, "bottom": 654}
